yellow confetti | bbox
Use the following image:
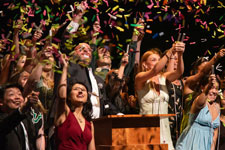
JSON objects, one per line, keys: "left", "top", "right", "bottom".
{"left": 28, "top": 28, "right": 32, "bottom": 33}
{"left": 207, "top": 50, "right": 211, "bottom": 55}
{"left": 106, "top": 8, "right": 111, "bottom": 13}
{"left": 126, "top": 39, "right": 131, "bottom": 43}
{"left": 22, "top": 26, "right": 28, "bottom": 32}
{"left": 66, "top": 14, "right": 72, "bottom": 20}
{"left": 118, "top": 43, "right": 123, "bottom": 47}
{"left": 200, "top": 25, "right": 204, "bottom": 29}
{"left": 124, "top": 14, "right": 130, "bottom": 18}
{"left": 119, "top": 8, "right": 125, "bottom": 12}
{"left": 134, "top": 18, "right": 137, "bottom": 24}
{"left": 112, "top": 5, "right": 119, "bottom": 11}
{"left": 209, "top": 22, "right": 213, "bottom": 25}
{"left": 218, "top": 34, "right": 225, "bottom": 39}
{"left": 52, "top": 43, "right": 59, "bottom": 49}
{"left": 200, "top": 9, "right": 204, "bottom": 14}
{"left": 116, "top": 14, "right": 122, "bottom": 18}
{"left": 85, "top": 26, "right": 90, "bottom": 31}
{"left": 11, "top": 45, "right": 15, "bottom": 51}
{"left": 116, "top": 35, "right": 119, "bottom": 41}
{"left": 124, "top": 24, "right": 129, "bottom": 29}
{"left": 115, "top": 26, "right": 124, "bottom": 32}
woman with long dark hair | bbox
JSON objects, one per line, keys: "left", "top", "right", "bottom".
{"left": 54, "top": 54, "right": 95, "bottom": 150}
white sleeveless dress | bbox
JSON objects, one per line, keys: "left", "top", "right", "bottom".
{"left": 137, "top": 75, "right": 174, "bottom": 150}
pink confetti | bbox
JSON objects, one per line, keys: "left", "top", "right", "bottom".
{"left": 147, "top": 0, "right": 154, "bottom": 9}
{"left": 190, "top": 42, "right": 196, "bottom": 45}
{"left": 3, "top": 3, "right": 9, "bottom": 6}
{"left": 53, "top": 37, "right": 61, "bottom": 43}
{"left": 43, "top": 10, "right": 46, "bottom": 16}
{"left": 99, "top": 29, "right": 103, "bottom": 34}
{"left": 171, "top": 36, "right": 174, "bottom": 42}
{"left": 96, "top": 14, "right": 100, "bottom": 23}
{"left": 112, "top": 11, "right": 118, "bottom": 15}
{"left": 144, "top": 12, "right": 152, "bottom": 20}
{"left": 103, "top": 0, "right": 109, "bottom": 7}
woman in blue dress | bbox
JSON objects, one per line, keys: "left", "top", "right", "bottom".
{"left": 176, "top": 74, "right": 220, "bottom": 150}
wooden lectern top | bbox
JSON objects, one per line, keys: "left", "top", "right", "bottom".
{"left": 93, "top": 114, "right": 174, "bottom": 149}
{"left": 94, "top": 114, "right": 176, "bottom": 121}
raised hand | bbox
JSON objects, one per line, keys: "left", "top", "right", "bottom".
{"left": 209, "top": 74, "right": 219, "bottom": 89}
{"left": 121, "top": 53, "right": 129, "bottom": 66}
{"left": 216, "top": 48, "right": 225, "bottom": 59}
{"left": 60, "top": 54, "right": 69, "bottom": 68}
{"left": 32, "top": 30, "right": 43, "bottom": 42}
{"left": 92, "top": 21, "right": 101, "bottom": 36}
{"left": 174, "top": 42, "right": 185, "bottom": 54}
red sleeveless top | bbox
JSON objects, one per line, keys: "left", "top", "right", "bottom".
{"left": 55, "top": 111, "right": 92, "bottom": 150}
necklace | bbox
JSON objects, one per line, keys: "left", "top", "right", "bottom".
{"left": 75, "top": 113, "right": 83, "bottom": 123}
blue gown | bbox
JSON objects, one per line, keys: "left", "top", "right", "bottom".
{"left": 176, "top": 104, "right": 220, "bottom": 150}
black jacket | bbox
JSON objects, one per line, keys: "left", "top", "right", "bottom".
{"left": 0, "top": 109, "right": 42, "bottom": 150}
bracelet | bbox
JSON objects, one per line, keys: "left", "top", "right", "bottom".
{"left": 58, "top": 84, "right": 67, "bottom": 91}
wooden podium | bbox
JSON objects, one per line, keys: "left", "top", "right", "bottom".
{"left": 93, "top": 114, "right": 175, "bottom": 150}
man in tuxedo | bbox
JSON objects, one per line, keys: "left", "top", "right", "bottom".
{"left": 67, "top": 43, "right": 120, "bottom": 118}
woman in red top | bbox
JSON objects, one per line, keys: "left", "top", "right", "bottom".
{"left": 54, "top": 54, "right": 96, "bottom": 150}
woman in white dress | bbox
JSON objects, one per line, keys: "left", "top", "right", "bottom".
{"left": 135, "top": 42, "right": 185, "bottom": 150}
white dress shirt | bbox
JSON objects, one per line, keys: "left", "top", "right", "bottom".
{"left": 88, "top": 68, "right": 100, "bottom": 119}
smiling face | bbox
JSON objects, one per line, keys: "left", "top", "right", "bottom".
{"left": 97, "top": 47, "right": 111, "bottom": 67}
{"left": 207, "top": 88, "right": 218, "bottom": 102}
{"left": 69, "top": 83, "right": 88, "bottom": 105}
{"left": 2, "top": 87, "right": 24, "bottom": 111}
{"left": 74, "top": 43, "right": 92, "bottom": 65}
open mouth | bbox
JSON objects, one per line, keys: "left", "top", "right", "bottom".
{"left": 13, "top": 101, "right": 21, "bottom": 106}
{"left": 83, "top": 54, "right": 89, "bottom": 58}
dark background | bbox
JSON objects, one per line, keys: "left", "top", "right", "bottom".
{"left": 0, "top": 0, "right": 224, "bottom": 76}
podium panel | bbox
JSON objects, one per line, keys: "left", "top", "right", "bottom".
{"left": 93, "top": 114, "right": 174, "bottom": 150}
{"left": 97, "top": 144, "right": 168, "bottom": 150}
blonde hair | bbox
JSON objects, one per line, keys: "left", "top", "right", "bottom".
{"left": 138, "top": 48, "right": 162, "bottom": 73}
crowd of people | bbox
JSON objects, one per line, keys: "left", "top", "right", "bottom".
{"left": 0, "top": 1, "right": 225, "bottom": 150}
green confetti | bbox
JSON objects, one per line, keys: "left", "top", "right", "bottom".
{"left": 35, "top": 9, "right": 42, "bottom": 14}
{"left": 92, "top": 15, "right": 96, "bottom": 22}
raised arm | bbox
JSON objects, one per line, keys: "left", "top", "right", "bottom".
{"left": 135, "top": 47, "right": 174, "bottom": 90}
{"left": 118, "top": 53, "right": 129, "bottom": 79}
{"left": 23, "top": 30, "right": 43, "bottom": 73}
{"left": 0, "top": 55, "right": 11, "bottom": 85}
{"left": 23, "top": 46, "right": 52, "bottom": 97}
{"left": 13, "top": 23, "right": 21, "bottom": 55}
{"left": 54, "top": 54, "right": 70, "bottom": 126}
{"left": 164, "top": 42, "right": 185, "bottom": 82}
{"left": 134, "top": 18, "right": 145, "bottom": 65}
{"left": 184, "top": 49, "right": 225, "bottom": 94}
{"left": 191, "top": 74, "right": 218, "bottom": 113}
